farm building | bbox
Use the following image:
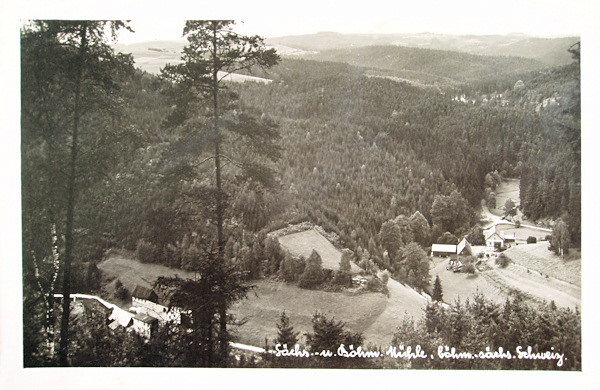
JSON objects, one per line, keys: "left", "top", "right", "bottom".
{"left": 457, "top": 238, "right": 472, "bottom": 256}
{"left": 131, "top": 285, "right": 186, "bottom": 325}
{"left": 503, "top": 232, "right": 516, "bottom": 245}
{"left": 431, "top": 244, "right": 457, "bottom": 257}
{"left": 132, "top": 285, "right": 159, "bottom": 305}
{"left": 132, "top": 313, "right": 159, "bottom": 339}
{"left": 485, "top": 228, "right": 504, "bottom": 251}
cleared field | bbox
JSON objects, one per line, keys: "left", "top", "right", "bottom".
{"left": 431, "top": 249, "right": 580, "bottom": 311}
{"left": 494, "top": 224, "right": 550, "bottom": 243}
{"left": 277, "top": 228, "right": 362, "bottom": 273}
{"left": 99, "top": 252, "right": 425, "bottom": 348}
{"left": 362, "top": 279, "right": 427, "bottom": 346}
{"left": 490, "top": 178, "right": 520, "bottom": 216}
{"left": 491, "top": 263, "right": 580, "bottom": 309}
{"left": 98, "top": 253, "right": 197, "bottom": 293}
{"left": 230, "top": 279, "right": 389, "bottom": 347}
{"left": 503, "top": 242, "right": 581, "bottom": 286}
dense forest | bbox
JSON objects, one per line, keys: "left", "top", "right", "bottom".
{"left": 20, "top": 20, "right": 580, "bottom": 368}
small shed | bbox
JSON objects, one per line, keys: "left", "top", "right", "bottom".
{"left": 503, "top": 232, "right": 516, "bottom": 244}
{"left": 431, "top": 244, "right": 457, "bottom": 257}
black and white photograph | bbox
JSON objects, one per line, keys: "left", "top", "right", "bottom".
{"left": 2, "top": 0, "right": 599, "bottom": 388}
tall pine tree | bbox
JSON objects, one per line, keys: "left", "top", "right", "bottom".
{"left": 160, "top": 20, "right": 280, "bottom": 364}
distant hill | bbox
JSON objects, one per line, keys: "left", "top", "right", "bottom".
{"left": 267, "top": 32, "right": 579, "bottom": 66}
{"left": 113, "top": 40, "right": 185, "bottom": 74}
{"left": 304, "top": 45, "right": 547, "bottom": 83}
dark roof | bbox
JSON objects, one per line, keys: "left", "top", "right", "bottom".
{"left": 132, "top": 285, "right": 158, "bottom": 303}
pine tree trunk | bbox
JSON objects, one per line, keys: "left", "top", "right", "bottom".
{"left": 59, "top": 22, "right": 87, "bottom": 366}
{"left": 210, "top": 23, "right": 228, "bottom": 366}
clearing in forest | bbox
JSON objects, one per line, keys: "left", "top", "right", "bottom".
{"left": 277, "top": 228, "right": 362, "bottom": 273}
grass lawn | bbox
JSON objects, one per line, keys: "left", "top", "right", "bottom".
{"left": 495, "top": 224, "right": 550, "bottom": 243}
{"left": 503, "top": 242, "right": 581, "bottom": 286}
{"left": 490, "top": 178, "right": 520, "bottom": 216}
{"left": 98, "top": 252, "right": 426, "bottom": 348}
{"left": 277, "top": 228, "right": 362, "bottom": 273}
{"left": 230, "top": 279, "right": 389, "bottom": 347}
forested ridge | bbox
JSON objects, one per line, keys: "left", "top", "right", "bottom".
{"left": 21, "top": 21, "right": 580, "bottom": 368}
{"left": 305, "top": 45, "right": 546, "bottom": 83}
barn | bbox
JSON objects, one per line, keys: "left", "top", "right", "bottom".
{"left": 457, "top": 238, "right": 472, "bottom": 256}
{"left": 431, "top": 244, "right": 457, "bottom": 257}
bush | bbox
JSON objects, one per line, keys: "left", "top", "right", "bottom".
{"left": 495, "top": 253, "right": 510, "bottom": 268}
{"left": 115, "top": 280, "right": 130, "bottom": 301}
{"left": 462, "top": 263, "right": 476, "bottom": 274}
{"left": 380, "top": 270, "right": 390, "bottom": 286}
{"left": 136, "top": 239, "right": 161, "bottom": 264}
{"left": 527, "top": 236, "right": 537, "bottom": 244}
{"left": 298, "top": 250, "right": 324, "bottom": 289}
{"left": 279, "top": 254, "right": 305, "bottom": 282}
{"left": 466, "top": 226, "right": 486, "bottom": 245}
{"left": 333, "top": 249, "right": 353, "bottom": 287}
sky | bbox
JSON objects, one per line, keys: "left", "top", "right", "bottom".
{"left": 7, "top": 0, "right": 597, "bottom": 44}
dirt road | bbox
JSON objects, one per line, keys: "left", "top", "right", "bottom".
{"left": 363, "top": 278, "right": 427, "bottom": 346}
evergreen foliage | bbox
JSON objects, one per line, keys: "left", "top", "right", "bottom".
{"left": 298, "top": 250, "right": 325, "bottom": 289}
{"left": 393, "top": 293, "right": 580, "bottom": 370}
{"left": 275, "top": 311, "right": 300, "bottom": 347}
{"left": 432, "top": 275, "right": 443, "bottom": 302}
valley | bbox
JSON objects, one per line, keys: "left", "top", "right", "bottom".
{"left": 22, "top": 22, "right": 582, "bottom": 369}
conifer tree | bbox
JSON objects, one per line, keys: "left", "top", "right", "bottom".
{"left": 275, "top": 311, "right": 299, "bottom": 347}
{"left": 160, "top": 20, "right": 280, "bottom": 364}
{"left": 21, "top": 20, "right": 134, "bottom": 366}
{"left": 432, "top": 275, "right": 443, "bottom": 302}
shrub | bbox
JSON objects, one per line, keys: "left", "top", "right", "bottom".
{"left": 527, "top": 236, "right": 537, "bottom": 244}
{"left": 365, "top": 275, "right": 387, "bottom": 293}
{"left": 380, "top": 270, "right": 390, "bottom": 286}
{"left": 115, "top": 280, "right": 130, "bottom": 301}
{"left": 333, "top": 249, "right": 353, "bottom": 287}
{"left": 279, "top": 254, "right": 305, "bottom": 282}
{"left": 462, "top": 263, "right": 476, "bottom": 274}
{"left": 495, "top": 253, "right": 510, "bottom": 268}
{"left": 298, "top": 250, "right": 324, "bottom": 289}
{"left": 466, "top": 226, "right": 486, "bottom": 245}
{"left": 438, "top": 232, "right": 458, "bottom": 245}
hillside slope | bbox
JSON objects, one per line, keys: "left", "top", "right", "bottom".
{"left": 277, "top": 228, "right": 362, "bottom": 273}
{"left": 98, "top": 253, "right": 427, "bottom": 347}
{"left": 267, "top": 32, "right": 578, "bottom": 66}
{"left": 305, "top": 45, "right": 545, "bottom": 83}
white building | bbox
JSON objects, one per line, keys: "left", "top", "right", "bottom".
{"left": 131, "top": 285, "right": 185, "bottom": 325}
{"left": 485, "top": 227, "right": 504, "bottom": 251}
